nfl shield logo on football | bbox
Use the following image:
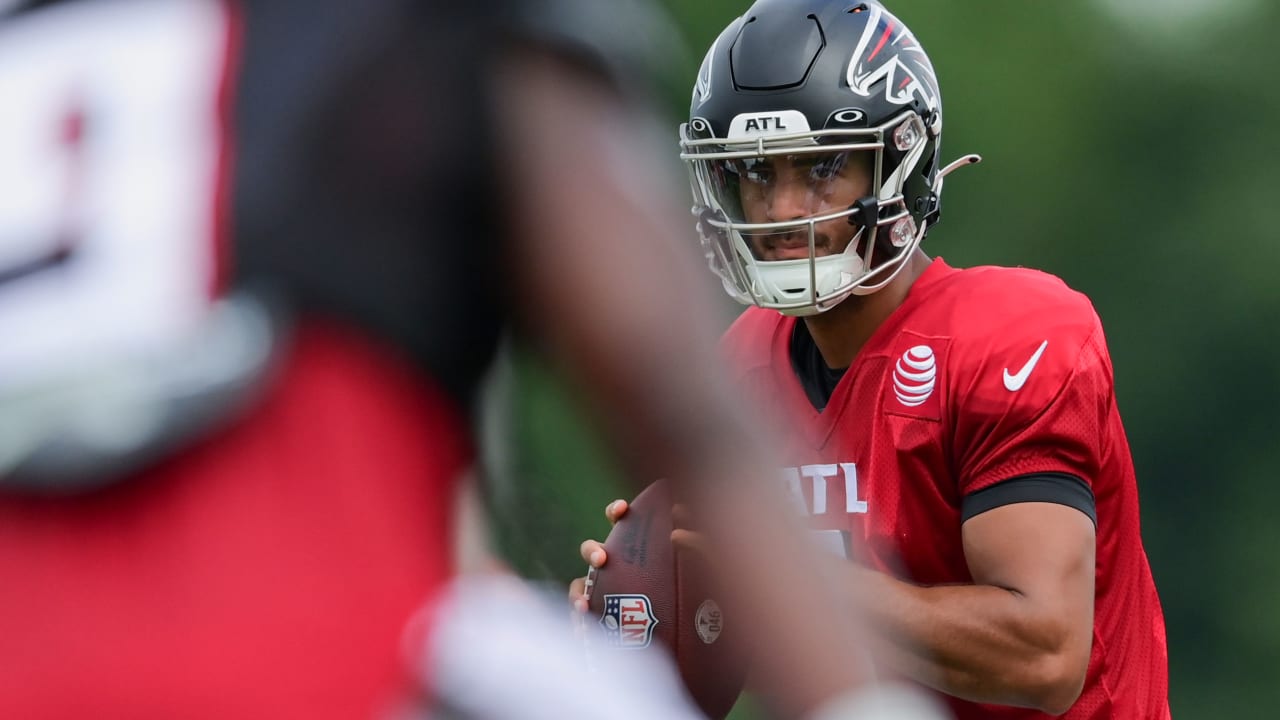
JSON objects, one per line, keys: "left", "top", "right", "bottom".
{"left": 600, "top": 594, "right": 659, "bottom": 649}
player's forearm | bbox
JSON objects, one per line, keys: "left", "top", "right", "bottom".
{"left": 849, "top": 568, "right": 1087, "bottom": 714}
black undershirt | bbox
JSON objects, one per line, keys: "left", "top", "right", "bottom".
{"left": 788, "top": 322, "right": 1097, "bottom": 524}
{"left": 789, "top": 320, "right": 847, "bottom": 412}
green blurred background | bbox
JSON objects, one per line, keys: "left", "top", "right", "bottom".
{"left": 484, "top": 1, "right": 1280, "bottom": 717}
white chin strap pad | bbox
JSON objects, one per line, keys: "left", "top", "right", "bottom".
{"left": 747, "top": 248, "right": 866, "bottom": 308}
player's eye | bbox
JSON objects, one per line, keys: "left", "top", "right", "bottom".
{"left": 737, "top": 159, "right": 775, "bottom": 185}
{"left": 810, "top": 154, "right": 846, "bottom": 181}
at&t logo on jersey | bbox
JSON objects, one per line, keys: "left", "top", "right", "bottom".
{"left": 886, "top": 333, "right": 949, "bottom": 420}
{"left": 894, "top": 345, "right": 936, "bottom": 407}
{"left": 599, "top": 594, "right": 659, "bottom": 649}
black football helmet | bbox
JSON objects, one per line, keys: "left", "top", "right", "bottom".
{"left": 680, "top": 0, "right": 979, "bottom": 315}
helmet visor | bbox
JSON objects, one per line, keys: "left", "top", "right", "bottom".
{"left": 693, "top": 149, "right": 875, "bottom": 264}
{"left": 695, "top": 149, "right": 874, "bottom": 227}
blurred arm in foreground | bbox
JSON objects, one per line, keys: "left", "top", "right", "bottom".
{"left": 0, "top": 1, "right": 922, "bottom": 717}
{"left": 486, "top": 40, "right": 900, "bottom": 719}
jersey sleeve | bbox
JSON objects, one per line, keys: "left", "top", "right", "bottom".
{"left": 950, "top": 295, "right": 1116, "bottom": 499}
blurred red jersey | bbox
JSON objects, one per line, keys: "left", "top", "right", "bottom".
{"left": 721, "top": 258, "right": 1169, "bottom": 720}
{"left": 0, "top": 0, "right": 488, "bottom": 715}
{"left": 0, "top": 322, "right": 470, "bottom": 719}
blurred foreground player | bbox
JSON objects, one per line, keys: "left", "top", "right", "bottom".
{"left": 576, "top": 1, "right": 1170, "bottom": 718}
{"left": 0, "top": 0, "right": 912, "bottom": 718}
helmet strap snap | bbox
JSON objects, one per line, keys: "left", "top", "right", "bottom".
{"left": 848, "top": 196, "right": 879, "bottom": 228}
{"left": 890, "top": 217, "right": 917, "bottom": 248}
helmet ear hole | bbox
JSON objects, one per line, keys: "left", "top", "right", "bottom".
{"left": 848, "top": 4, "right": 868, "bottom": 13}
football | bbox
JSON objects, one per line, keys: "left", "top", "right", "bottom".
{"left": 585, "top": 479, "right": 751, "bottom": 719}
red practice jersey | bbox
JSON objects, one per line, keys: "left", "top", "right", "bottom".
{"left": 0, "top": 0, "right": 484, "bottom": 715}
{"left": 721, "top": 258, "right": 1169, "bottom": 720}
{"left": 0, "top": 322, "right": 470, "bottom": 718}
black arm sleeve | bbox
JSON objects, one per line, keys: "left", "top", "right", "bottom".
{"left": 961, "top": 472, "right": 1097, "bottom": 527}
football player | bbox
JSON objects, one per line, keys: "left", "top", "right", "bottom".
{"left": 0, "top": 0, "right": 919, "bottom": 717}
{"left": 573, "top": 1, "right": 1170, "bottom": 718}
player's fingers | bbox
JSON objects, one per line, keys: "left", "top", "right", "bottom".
{"left": 671, "top": 528, "right": 714, "bottom": 559}
{"left": 568, "top": 576, "right": 590, "bottom": 613}
{"left": 605, "top": 499, "right": 628, "bottom": 524}
{"left": 568, "top": 575, "right": 586, "bottom": 600}
{"left": 579, "top": 539, "right": 608, "bottom": 567}
{"left": 671, "top": 502, "right": 692, "bottom": 530}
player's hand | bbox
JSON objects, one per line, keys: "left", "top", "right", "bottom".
{"left": 568, "top": 499, "right": 629, "bottom": 613}
{"left": 670, "top": 503, "right": 713, "bottom": 560}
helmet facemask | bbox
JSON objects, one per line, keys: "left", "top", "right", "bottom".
{"left": 682, "top": 110, "right": 931, "bottom": 316}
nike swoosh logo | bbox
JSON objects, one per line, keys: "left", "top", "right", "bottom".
{"left": 1002, "top": 340, "right": 1049, "bottom": 391}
